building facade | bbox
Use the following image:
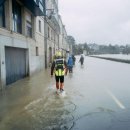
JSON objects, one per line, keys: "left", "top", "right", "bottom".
{"left": 67, "top": 36, "right": 75, "bottom": 55}
{"left": 0, "top": 0, "right": 70, "bottom": 89}
{"left": 0, "top": 0, "right": 45, "bottom": 89}
{"left": 45, "top": 0, "right": 69, "bottom": 66}
{"left": 58, "top": 15, "right": 69, "bottom": 57}
{"left": 45, "top": 0, "right": 60, "bottom": 67}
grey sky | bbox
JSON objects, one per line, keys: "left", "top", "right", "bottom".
{"left": 59, "top": 0, "right": 130, "bottom": 45}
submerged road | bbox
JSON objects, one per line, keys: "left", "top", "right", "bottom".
{"left": 0, "top": 56, "right": 130, "bottom": 130}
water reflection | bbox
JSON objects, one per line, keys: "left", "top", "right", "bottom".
{"left": 68, "top": 73, "right": 73, "bottom": 78}
{"left": 80, "top": 64, "right": 84, "bottom": 69}
{"left": 24, "top": 90, "right": 76, "bottom": 130}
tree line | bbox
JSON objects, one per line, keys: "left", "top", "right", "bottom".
{"left": 67, "top": 36, "right": 130, "bottom": 55}
{"left": 73, "top": 43, "right": 130, "bottom": 55}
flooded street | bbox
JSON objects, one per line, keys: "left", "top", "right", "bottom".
{"left": 0, "top": 56, "right": 130, "bottom": 130}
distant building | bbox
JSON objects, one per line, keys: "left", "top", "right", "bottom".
{"left": 67, "top": 36, "right": 75, "bottom": 54}
{"left": 83, "top": 50, "right": 87, "bottom": 56}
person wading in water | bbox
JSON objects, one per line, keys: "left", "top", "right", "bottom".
{"left": 51, "top": 51, "right": 68, "bottom": 94}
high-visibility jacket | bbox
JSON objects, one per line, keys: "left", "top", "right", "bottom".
{"left": 51, "top": 58, "right": 67, "bottom": 76}
{"left": 54, "top": 58, "right": 65, "bottom": 76}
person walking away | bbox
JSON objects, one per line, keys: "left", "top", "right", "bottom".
{"left": 72, "top": 55, "right": 76, "bottom": 65}
{"left": 67, "top": 55, "right": 73, "bottom": 73}
{"left": 51, "top": 51, "right": 68, "bottom": 94}
{"left": 79, "top": 55, "right": 84, "bottom": 65}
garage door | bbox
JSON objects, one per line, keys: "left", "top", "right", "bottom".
{"left": 5, "top": 47, "right": 28, "bottom": 85}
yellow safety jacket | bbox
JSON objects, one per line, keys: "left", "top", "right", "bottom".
{"left": 55, "top": 58, "right": 65, "bottom": 76}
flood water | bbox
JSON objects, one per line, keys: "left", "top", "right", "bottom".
{"left": 0, "top": 56, "right": 130, "bottom": 130}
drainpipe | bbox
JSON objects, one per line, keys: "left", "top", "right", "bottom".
{"left": 44, "top": 16, "right": 47, "bottom": 69}
{"left": 44, "top": 1, "right": 47, "bottom": 69}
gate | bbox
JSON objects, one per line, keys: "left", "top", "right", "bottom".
{"left": 5, "top": 47, "right": 28, "bottom": 85}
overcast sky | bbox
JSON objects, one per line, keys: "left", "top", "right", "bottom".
{"left": 59, "top": 0, "right": 130, "bottom": 45}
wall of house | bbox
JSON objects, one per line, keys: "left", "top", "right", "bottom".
{"left": 0, "top": 0, "right": 45, "bottom": 89}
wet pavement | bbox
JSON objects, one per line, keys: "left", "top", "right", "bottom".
{"left": 0, "top": 56, "right": 130, "bottom": 130}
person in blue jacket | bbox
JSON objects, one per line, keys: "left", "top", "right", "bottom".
{"left": 67, "top": 55, "right": 73, "bottom": 73}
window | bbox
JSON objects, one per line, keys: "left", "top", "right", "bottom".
{"left": 26, "top": 12, "right": 32, "bottom": 38}
{"left": 48, "top": 27, "right": 50, "bottom": 38}
{"left": 0, "top": 4, "right": 5, "bottom": 27}
{"left": 36, "top": 47, "right": 39, "bottom": 56}
{"left": 51, "top": 30, "right": 52, "bottom": 40}
{"left": 12, "top": 0, "right": 22, "bottom": 33}
{"left": 34, "top": 0, "right": 45, "bottom": 13}
{"left": 26, "top": 21, "right": 32, "bottom": 37}
{"left": 39, "top": 20, "right": 41, "bottom": 32}
{"left": 39, "top": 0, "right": 44, "bottom": 12}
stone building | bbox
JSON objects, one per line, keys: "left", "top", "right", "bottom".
{"left": 58, "top": 15, "right": 69, "bottom": 58}
{"left": 0, "top": 0, "right": 70, "bottom": 89}
{"left": 0, "top": 0, "right": 45, "bottom": 89}
{"left": 45, "top": 0, "right": 60, "bottom": 67}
